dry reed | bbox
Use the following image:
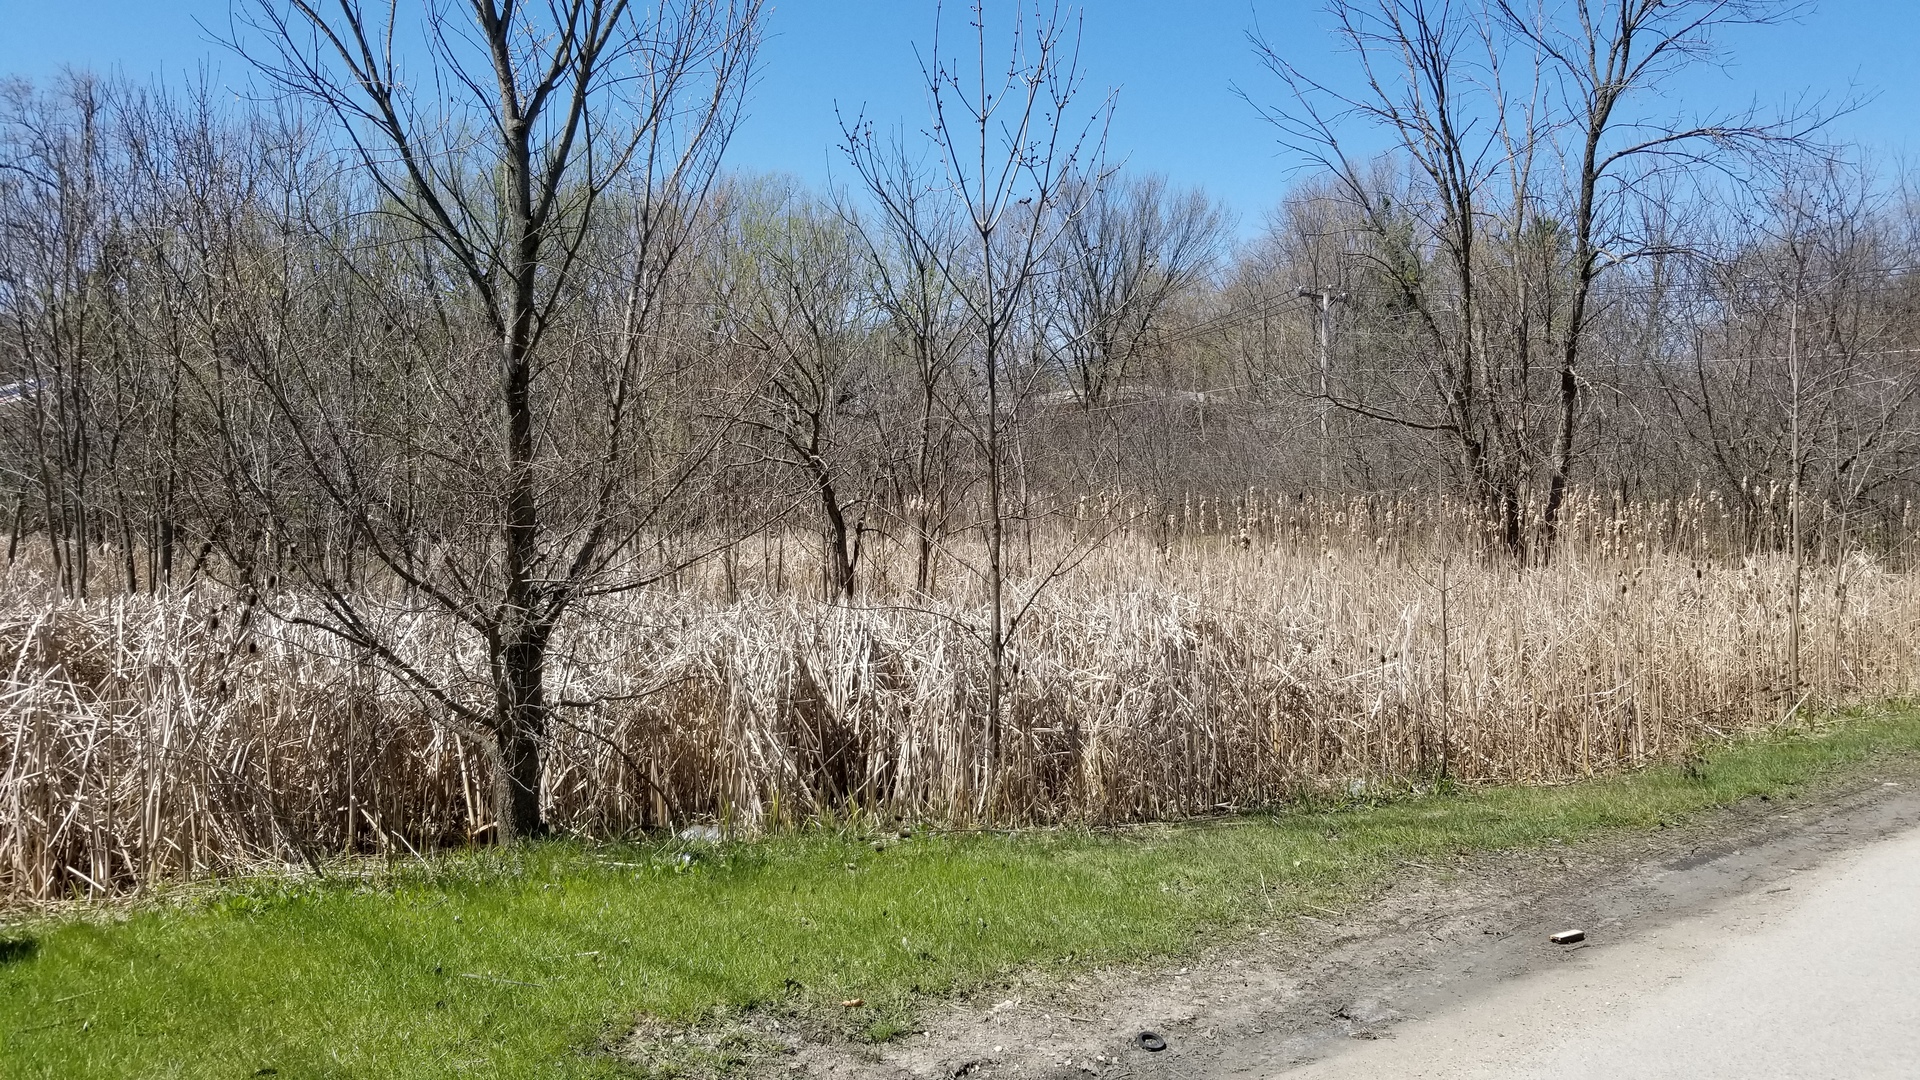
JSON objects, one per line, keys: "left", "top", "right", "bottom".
{"left": 4, "top": 489, "right": 1917, "bottom": 903}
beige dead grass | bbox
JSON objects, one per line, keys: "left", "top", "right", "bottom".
{"left": 3, "top": 489, "right": 1916, "bottom": 902}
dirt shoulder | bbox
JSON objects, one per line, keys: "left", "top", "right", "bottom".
{"left": 765, "top": 758, "right": 1920, "bottom": 1080}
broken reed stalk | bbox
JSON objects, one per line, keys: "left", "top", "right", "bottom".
{"left": 2, "top": 487, "right": 1917, "bottom": 903}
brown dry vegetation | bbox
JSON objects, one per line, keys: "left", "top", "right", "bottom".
{"left": 4, "top": 490, "right": 1916, "bottom": 904}
{"left": 8, "top": 1, "right": 1920, "bottom": 906}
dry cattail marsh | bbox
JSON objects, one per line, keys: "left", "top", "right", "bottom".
{"left": 3, "top": 490, "right": 1917, "bottom": 904}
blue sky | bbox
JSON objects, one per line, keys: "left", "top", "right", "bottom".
{"left": 2, "top": 2, "right": 1914, "bottom": 232}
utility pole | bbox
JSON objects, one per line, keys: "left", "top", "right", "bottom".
{"left": 1297, "top": 286, "right": 1348, "bottom": 489}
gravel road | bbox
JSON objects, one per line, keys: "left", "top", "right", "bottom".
{"left": 1283, "top": 795, "right": 1920, "bottom": 1079}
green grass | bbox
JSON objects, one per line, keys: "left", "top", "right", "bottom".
{"left": 5, "top": 707, "right": 1919, "bottom": 1079}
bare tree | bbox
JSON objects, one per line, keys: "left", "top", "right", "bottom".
{"left": 844, "top": 0, "right": 1109, "bottom": 807}
{"left": 228, "top": 0, "right": 763, "bottom": 840}
{"left": 1493, "top": 0, "right": 1828, "bottom": 547}
{"left": 1249, "top": 0, "right": 1824, "bottom": 556}
{"left": 846, "top": 147, "right": 974, "bottom": 595}
{"left": 1044, "top": 171, "right": 1227, "bottom": 410}
{"left": 0, "top": 75, "right": 116, "bottom": 596}
{"left": 1251, "top": 0, "right": 1536, "bottom": 550}
{"left": 1656, "top": 160, "right": 1920, "bottom": 536}
{"left": 722, "top": 180, "right": 884, "bottom": 602}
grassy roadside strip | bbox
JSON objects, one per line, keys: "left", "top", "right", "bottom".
{"left": 3, "top": 706, "right": 1918, "bottom": 1079}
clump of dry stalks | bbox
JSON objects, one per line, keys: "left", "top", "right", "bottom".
{"left": 4, "top": 489, "right": 1918, "bottom": 903}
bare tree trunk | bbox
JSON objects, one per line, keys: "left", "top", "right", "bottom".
{"left": 819, "top": 476, "right": 858, "bottom": 603}
{"left": 494, "top": 629, "right": 547, "bottom": 841}
{"left": 983, "top": 320, "right": 1006, "bottom": 790}
{"left": 497, "top": 207, "right": 547, "bottom": 838}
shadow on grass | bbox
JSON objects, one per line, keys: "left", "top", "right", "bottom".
{"left": 0, "top": 937, "right": 38, "bottom": 964}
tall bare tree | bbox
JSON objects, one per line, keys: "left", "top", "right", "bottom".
{"left": 230, "top": 0, "right": 763, "bottom": 839}
{"left": 844, "top": 0, "right": 1108, "bottom": 807}
{"left": 1250, "top": 0, "right": 1824, "bottom": 556}
{"left": 1493, "top": 0, "right": 1828, "bottom": 546}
